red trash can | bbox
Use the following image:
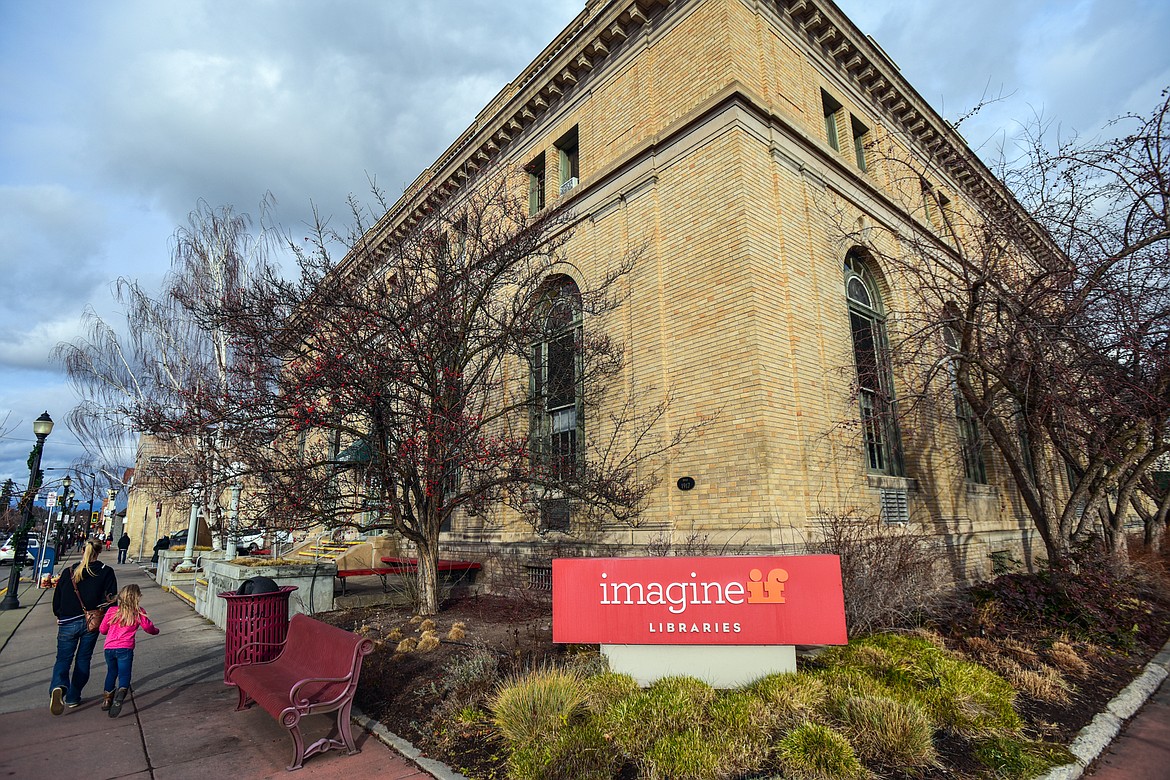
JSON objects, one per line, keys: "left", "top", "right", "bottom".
{"left": 218, "top": 585, "right": 298, "bottom": 684}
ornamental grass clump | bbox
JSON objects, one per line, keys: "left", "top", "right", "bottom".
{"left": 972, "top": 735, "right": 1075, "bottom": 778}
{"left": 581, "top": 671, "right": 639, "bottom": 715}
{"left": 505, "top": 720, "right": 619, "bottom": 780}
{"left": 643, "top": 729, "right": 726, "bottom": 780}
{"left": 819, "top": 633, "right": 1021, "bottom": 739}
{"left": 832, "top": 693, "right": 937, "bottom": 770}
{"left": 1046, "top": 640, "right": 1091, "bottom": 677}
{"left": 747, "top": 672, "right": 830, "bottom": 730}
{"left": 916, "top": 655, "right": 1021, "bottom": 738}
{"left": 602, "top": 675, "right": 715, "bottom": 758}
{"left": 774, "top": 722, "right": 866, "bottom": 780}
{"left": 704, "top": 692, "right": 773, "bottom": 775}
{"left": 490, "top": 667, "right": 586, "bottom": 748}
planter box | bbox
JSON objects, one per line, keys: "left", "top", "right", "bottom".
{"left": 201, "top": 559, "right": 337, "bottom": 629}
{"left": 155, "top": 549, "right": 225, "bottom": 588}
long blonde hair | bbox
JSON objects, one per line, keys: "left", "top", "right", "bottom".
{"left": 72, "top": 540, "right": 102, "bottom": 583}
{"left": 112, "top": 583, "right": 145, "bottom": 627}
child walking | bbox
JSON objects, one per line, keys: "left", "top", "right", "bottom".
{"left": 99, "top": 584, "right": 160, "bottom": 717}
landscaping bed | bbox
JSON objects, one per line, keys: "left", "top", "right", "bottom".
{"left": 320, "top": 549, "right": 1170, "bottom": 779}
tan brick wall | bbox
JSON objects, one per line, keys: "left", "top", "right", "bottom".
{"left": 353, "top": 0, "right": 1044, "bottom": 579}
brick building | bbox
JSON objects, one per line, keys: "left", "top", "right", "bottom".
{"left": 334, "top": 0, "right": 1054, "bottom": 585}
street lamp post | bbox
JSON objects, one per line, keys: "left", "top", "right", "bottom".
{"left": 1, "top": 412, "right": 54, "bottom": 610}
{"left": 45, "top": 468, "right": 97, "bottom": 550}
{"left": 54, "top": 475, "right": 73, "bottom": 569}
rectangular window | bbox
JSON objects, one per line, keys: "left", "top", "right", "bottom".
{"left": 936, "top": 191, "right": 958, "bottom": 243}
{"left": 946, "top": 329, "right": 987, "bottom": 483}
{"left": 821, "top": 90, "right": 842, "bottom": 151}
{"left": 555, "top": 126, "right": 579, "bottom": 194}
{"left": 922, "top": 183, "right": 937, "bottom": 226}
{"left": 526, "top": 153, "right": 546, "bottom": 215}
{"left": 956, "top": 396, "right": 987, "bottom": 483}
{"left": 540, "top": 496, "right": 570, "bottom": 531}
{"left": 452, "top": 214, "right": 468, "bottom": 262}
{"left": 850, "top": 115, "right": 869, "bottom": 171}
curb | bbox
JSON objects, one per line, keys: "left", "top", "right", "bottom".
{"left": 1036, "top": 637, "right": 1170, "bottom": 780}
{"left": 352, "top": 706, "right": 471, "bottom": 780}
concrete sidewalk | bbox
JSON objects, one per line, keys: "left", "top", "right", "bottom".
{"left": 0, "top": 556, "right": 434, "bottom": 779}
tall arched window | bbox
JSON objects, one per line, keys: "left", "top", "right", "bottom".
{"left": 845, "top": 250, "right": 904, "bottom": 475}
{"left": 531, "top": 276, "right": 583, "bottom": 486}
{"left": 944, "top": 326, "right": 987, "bottom": 483}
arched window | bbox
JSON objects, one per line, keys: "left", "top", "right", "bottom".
{"left": 845, "top": 250, "right": 903, "bottom": 475}
{"left": 531, "top": 276, "right": 583, "bottom": 486}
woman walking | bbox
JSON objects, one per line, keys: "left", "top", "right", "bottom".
{"left": 99, "top": 583, "right": 159, "bottom": 717}
{"left": 49, "top": 539, "right": 117, "bottom": 714}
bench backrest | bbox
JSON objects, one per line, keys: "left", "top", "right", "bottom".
{"left": 277, "top": 613, "right": 373, "bottom": 680}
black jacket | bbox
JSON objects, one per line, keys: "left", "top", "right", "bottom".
{"left": 52, "top": 562, "right": 118, "bottom": 621}
{"left": 117, "top": 534, "right": 131, "bottom": 550}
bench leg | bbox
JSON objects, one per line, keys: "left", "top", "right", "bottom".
{"left": 377, "top": 573, "right": 388, "bottom": 592}
{"left": 285, "top": 719, "right": 306, "bottom": 771}
{"left": 294, "top": 701, "right": 360, "bottom": 769}
{"left": 336, "top": 698, "right": 359, "bottom": 755}
{"left": 235, "top": 686, "right": 254, "bottom": 711}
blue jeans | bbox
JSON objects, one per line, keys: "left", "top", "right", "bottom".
{"left": 117, "top": 549, "right": 128, "bottom": 564}
{"left": 103, "top": 648, "right": 134, "bottom": 691}
{"left": 51, "top": 618, "right": 99, "bottom": 704}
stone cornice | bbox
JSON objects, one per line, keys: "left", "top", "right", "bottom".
{"left": 774, "top": 0, "right": 1058, "bottom": 261}
{"left": 350, "top": 0, "right": 671, "bottom": 272}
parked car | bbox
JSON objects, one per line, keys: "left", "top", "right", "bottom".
{"left": 0, "top": 536, "right": 40, "bottom": 565}
{"left": 232, "top": 530, "right": 295, "bottom": 553}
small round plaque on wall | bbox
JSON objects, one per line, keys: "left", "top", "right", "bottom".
{"left": 676, "top": 477, "right": 696, "bottom": 491}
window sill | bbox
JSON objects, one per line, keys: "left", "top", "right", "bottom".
{"left": 866, "top": 474, "right": 917, "bottom": 492}
{"left": 966, "top": 483, "right": 997, "bottom": 496}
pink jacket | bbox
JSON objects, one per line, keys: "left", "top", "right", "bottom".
{"left": 100, "top": 606, "right": 160, "bottom": 650}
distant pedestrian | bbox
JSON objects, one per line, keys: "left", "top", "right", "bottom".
{"left": 105, "top": 534, "right": 112, "bottom": 551}
{"left": 116, "top": 533, "right": 131, "bottom": 564}
{"left": 49, "top": 540, "right": 117, "bottom": 714}
{"left": 99, "top": 583, "right": 159, "bottom": 717}
{"left": 151, "top": 535, "right": 170, "bottom": 565}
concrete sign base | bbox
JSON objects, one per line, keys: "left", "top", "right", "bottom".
{"left": 602, "top": 643, "right": 797, "bottom": 688}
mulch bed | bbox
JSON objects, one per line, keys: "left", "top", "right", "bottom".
{"left": 320, "top": 569, "right": 1170, "bottom": 780}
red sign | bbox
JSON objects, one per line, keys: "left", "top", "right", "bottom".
{"left": 553, "top": 556, "right": 847, "bottom": 646}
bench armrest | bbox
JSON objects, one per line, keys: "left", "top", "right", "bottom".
{"left": 288, "top": 672, "right": 356, "bottom": 709}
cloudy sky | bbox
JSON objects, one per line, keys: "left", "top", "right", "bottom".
{"left": 1, "top": 0, "right": 1168, "bottom": 494}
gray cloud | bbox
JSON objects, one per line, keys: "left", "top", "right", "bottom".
{"left": 0, "top": 0, "right": 1166, "bottom": 485}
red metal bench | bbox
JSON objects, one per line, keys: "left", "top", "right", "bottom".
{"left": 226, "top": 613, "right": 375, "bottom": 771}
{"left": 334, "top": 566, "right": 399, "bottom": 594}
{"left": 378, "top": 556, "right": 482, "bottom": 579}
{"left": 336, "top": 558, "right": 482, "bottom": 594}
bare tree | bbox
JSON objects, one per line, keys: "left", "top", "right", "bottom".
{"left": 846, "top": 90, "right": 1170, "bottom": 565}
{"left": 218, "top": 167, "right": 697, "bottom": 614}
{"left": 53, "top": 200, "right": 275, "bottom": 545}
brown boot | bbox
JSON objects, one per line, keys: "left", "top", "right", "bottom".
{"left": 108, "top": 687, "right": 128, "bottom": 718}
{"left": 100, "top": 691, "right": 114, "bottom": 711}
